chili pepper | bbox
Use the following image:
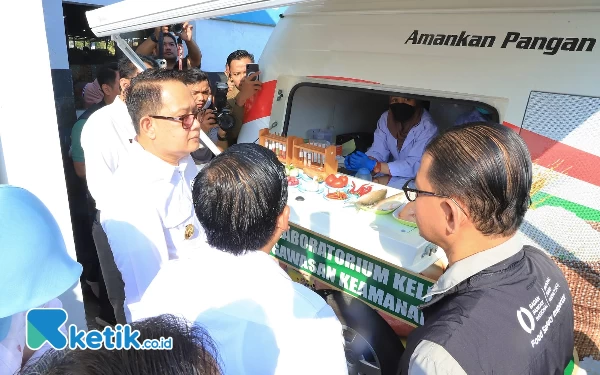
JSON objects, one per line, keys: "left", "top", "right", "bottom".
{"left": 349, "top": 181, "right": 357, "bottom": 195}
{"left": 356, "top": 184, "right": 373, "bottom": 196}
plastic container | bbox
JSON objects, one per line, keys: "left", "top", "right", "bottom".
{"left": 355, "top": 168, "right": 372, "bottom": 182}
{"left": 306, "top": 129, "right": 334, "bottom": 144}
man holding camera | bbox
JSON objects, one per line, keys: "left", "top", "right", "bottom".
{"left": 100, "top": 69, "right": 208, "bottom": 322}
{"left": 183, "top": 69, "right": 243, "bottom": 164}
{"left": 136, "top": 23, "right": 202, "bottom": 70}
{"left": 223, "top": 50, "right": 263, "bottom": 144}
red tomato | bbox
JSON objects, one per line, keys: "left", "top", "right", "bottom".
{"left": 325, "top": 174, "right": 336, "bottom": 185}
{"left": 330, "top": 178, "right": 344, "bottom": 188}
{"left": 340, "top": 176, "right": 349, "bottom": 186}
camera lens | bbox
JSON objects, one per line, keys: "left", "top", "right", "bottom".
{"left": 217, "top": 113, "right": 235, "bottom": 131}
{"left": 170, "top": 23, "right": 184, "bottom": 34}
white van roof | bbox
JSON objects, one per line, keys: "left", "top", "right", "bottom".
{"left": 87, "top": 0, "right": 600, "bottom": 37}
{"left": 86, "top": 0, "right": 314, "bottom": 37}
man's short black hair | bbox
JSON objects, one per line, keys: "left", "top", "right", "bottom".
{"left": 425, "top": 122, "right": 532, "bottom": 236}
{"left": 125, "top": 69, "right": 186, "bottom": 134}
{"left": 162, "top": 32, "right": 178, "bottom": 45}
{"left": 118, "top": 55, "right": 159, "bottom": 80}
{"left": 226, "top": 50, "right": 255, "bottom": 67}
{"left": 96, "top": 63, "right": 118, "bottom": 89}
{"left": 183, "top": 68, "right": 210, "bottom": 86}
{"left": 192, "top": 143, "right": 288, "bottom": 255}
{"left": 19, "top": 314, "right": 222, "bottom": 375}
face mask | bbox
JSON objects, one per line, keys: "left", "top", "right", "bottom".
{"left": 390, "top": 103, "right": 416, "bottom": 123}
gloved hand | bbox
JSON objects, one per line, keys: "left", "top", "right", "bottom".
{"left": 344, "top": 151, "right": 377, "bottom": 172}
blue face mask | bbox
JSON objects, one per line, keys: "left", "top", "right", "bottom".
{"left": 476, "top": 107, "right": 491, "bottom": 115}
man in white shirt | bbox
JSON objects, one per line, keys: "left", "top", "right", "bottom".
{"left": 129, "top": 144, "right": 348, "bottom": 375}
{"left": 101, "top": 69, "right": 208, "bottom": 323}
{"left": 81, "top": 55, "right": 158, "bottom": 326}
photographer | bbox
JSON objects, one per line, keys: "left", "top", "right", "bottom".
{"left": 183, "top": 69, "right": 242, "bottom": 163}
{"left": 136, "top": 23, "right": 202, "bottom": 70}
{"left": 223, "top": 50, "right": 263, "bottom": 144}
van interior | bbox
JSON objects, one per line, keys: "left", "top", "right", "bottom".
{"left": 283, "top": 84, "right": 499, "bottom": 167}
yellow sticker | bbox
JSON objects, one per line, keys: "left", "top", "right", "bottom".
{"left": 184, "top": 224, "right": 194, "bottom": 240}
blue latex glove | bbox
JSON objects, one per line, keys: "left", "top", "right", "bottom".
{"left": 345, "top": 151, "right": 377, "bottom": 172}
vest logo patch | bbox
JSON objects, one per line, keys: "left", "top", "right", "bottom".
{"left": 517, "top": 307, "right": 536, "bottom": 334}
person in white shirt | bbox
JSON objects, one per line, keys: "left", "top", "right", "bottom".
{"left": 81, "top": 55, "right": 159, "bottom": 326}
{"left": 0, "top": 185, "right": 82, "bottom": 374}
{"left": 101, "top": 68, "right": 209, "bottom": 323}
{"left": 129, "top": 144, "right": 348, "bottom": 375}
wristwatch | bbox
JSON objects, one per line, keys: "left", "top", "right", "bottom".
{"left": 150, "top": 34, "right": 158, "bottom": 43}
{"left": 372, "top": 161, "right": 382, "bottom": 175}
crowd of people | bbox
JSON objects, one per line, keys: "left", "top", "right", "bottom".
{"left": 0, "top": 25, "right": 576, "bottom": 375}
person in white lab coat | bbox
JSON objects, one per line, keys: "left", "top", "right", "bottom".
{"left": 129, "top": 144, "right": 348, "bottom": 375}
{"left": 0, "top": 185, "right": 82, "bottom": 374}
{"left": 101, "top": 69, "right": 208, "bottom": 323}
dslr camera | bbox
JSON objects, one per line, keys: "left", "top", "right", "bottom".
{"left": 169, "top": 23, "right": 184, "bottom": 35}
{"left": 211, "top": 82, "right": 235, "bottom": 131}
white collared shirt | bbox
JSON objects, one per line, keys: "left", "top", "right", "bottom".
{"left": 409, "top": 235, "right": 523, "bottom": 375}
{"left": 129, "top": 249, "right": 348, "bottom": 375}
{"left": 101, "top": 142, "right": 207, "bottom": 322}
{"left": 80, "top": 96, "right": 136, "bottom": 211}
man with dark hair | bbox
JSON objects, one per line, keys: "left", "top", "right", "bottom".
{"left": 71, "top": 63, "right": 119, "bottom": 179}
{"left": 182, "top": 69, "right": 245, "bottom": 163}
{"left": 136, "top": 23, "right": 202, "bottom": 70}
{"left": 345, "top": 96, "right": 438, "bottom": 188}
{"left": 128, "top": 144, "right": 348, "bottom": 374}
{"left": 101, "top": 68, "right": 207, "bottom": 323}
{"left": 19, "top": 314, "right": 222, "bottom": 375}
{"left": 69, "top": 62, "right": 119, "bottom": 328}
{"left": 399, "top": 122, "right": 574, "bottom": 374}
{"left": 80, "top": 55, "right": 158, "bottom": 326}
{"left": 222, "top": 50, "right": 263, "bottom": 144}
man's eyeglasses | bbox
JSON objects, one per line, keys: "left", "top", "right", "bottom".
{"left": 149, "top": 110, "right": 204, "bottom": 130}
{"left": 402, "top": 179, "right": 469, "bottom": 217}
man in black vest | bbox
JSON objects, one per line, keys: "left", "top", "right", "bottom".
{"left": 399, "top": 122, "right": 575, "bottom": 374}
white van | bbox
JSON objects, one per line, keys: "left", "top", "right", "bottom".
{"left": 88, "top": 0, "right": 600, "bottom": 371}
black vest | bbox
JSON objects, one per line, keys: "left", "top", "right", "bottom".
{"left": 400, "top": 245, "right": 574, "bottom": 375}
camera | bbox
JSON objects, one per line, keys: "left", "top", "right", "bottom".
{"left": 212, "top": 82, "right": 235, "bottom": 131}
{"left": 155, "top": 59, "right": 167, "bottom": 69}
{"left": 169, "top": 23, "right": 184, "bottom": 34}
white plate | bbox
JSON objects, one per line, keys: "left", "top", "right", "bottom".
{"left": 323, "top": 192, "right": 351, "bottom": 202}
{"left": 298, "top": 183, "right": 324, "bottom": 194}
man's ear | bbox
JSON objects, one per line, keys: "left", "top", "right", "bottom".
{"left": 100, "top": 84, "right": 109, "bottom": 96}
{"left": 277, "top": 205, "right": 291, "bottom": 232}
{"left": 119, "top": 78, "right": 130, "bottom": 94}
{"left": 442, "top": 198, "right": 466, "bottom": 235}
{"left": 139, "top": 117, "right": 156, "bottom": 140}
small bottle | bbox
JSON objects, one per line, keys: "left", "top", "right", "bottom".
{"left": 282, "top": 145, "right": 287, "bottom": 159}
{"left": 308, "top": 153, "right": 312, "bottom": 167}
{"left": 355, "top": 168, "right": 372, "bottom": 182}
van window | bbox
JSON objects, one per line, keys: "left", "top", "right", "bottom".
{"left": 283, "top": 83, "right": 498, "bottom": 151}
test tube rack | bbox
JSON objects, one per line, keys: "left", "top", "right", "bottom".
{"left": 259, "top": 129, "right": 338, "bottom": 179}
{"left": 259, "top": 128, "right": 299, "bottom": 164}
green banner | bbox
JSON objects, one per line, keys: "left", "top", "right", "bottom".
{"left": 272, "top": 224, "right": 435, "bottom": 327}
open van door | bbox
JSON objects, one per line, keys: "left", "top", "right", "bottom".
{"left": 86, "top": 0, "right": 314, "bottom": 37}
